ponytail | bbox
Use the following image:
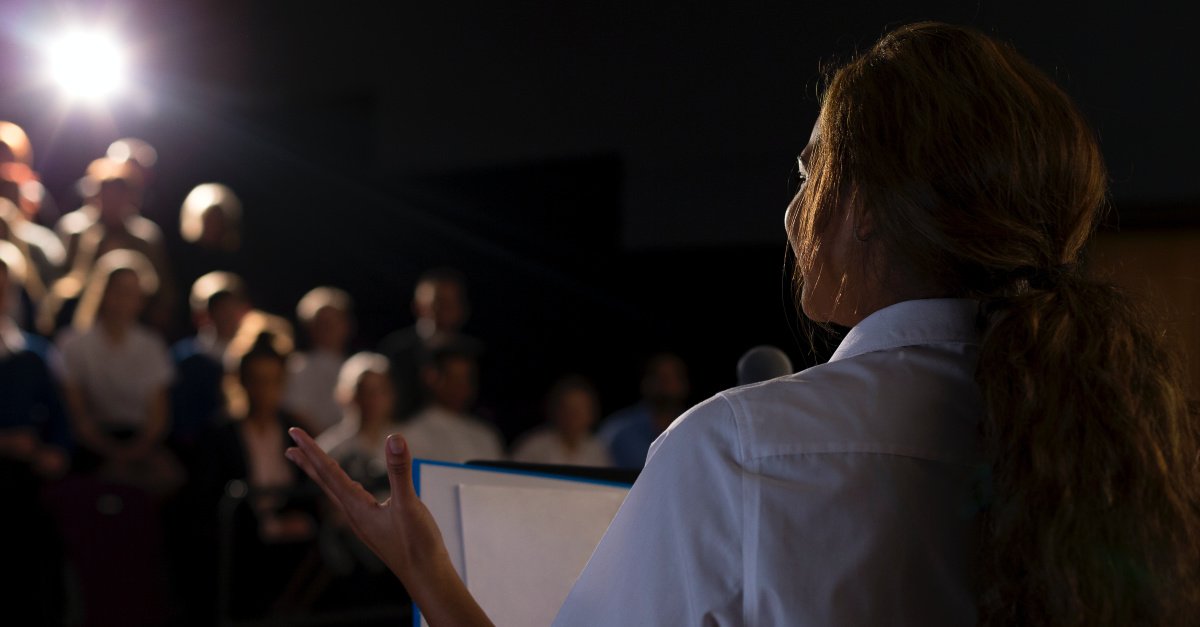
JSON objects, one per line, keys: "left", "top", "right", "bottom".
{"left": 976, "top": 277, "right": 1200, "bottom": 625}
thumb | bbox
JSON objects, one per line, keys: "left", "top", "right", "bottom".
{"left": 386, "top": 434, "right": 418, "bottom": 503}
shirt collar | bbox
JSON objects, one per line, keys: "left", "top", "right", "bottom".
{"left": 829, "top": 298, "right": 981, "bottom": 363}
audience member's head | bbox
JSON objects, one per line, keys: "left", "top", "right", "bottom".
{"left": 84, "top": 157, "right": 144, "bottom": 226}
{"left": 413, "top": 267, "right": 469, "bottom": 338}
{"left": 180, "top": 183, "right": 241, "bottom": 252}
{"left": 297, "top": 286, "right": 353, "bottom": 353}
{"left": 736, "top": 345, "right": 794, "bottom": 386}
{"left": 546, "top": 374, "right": 600, "bottom": 443}
{"left": 238, "top": 331, "right": 289, "bottom": 418}
{"left": 106, "top": 138, "right": 157, "bottom": 189}
{"left": 336, "top": 352, "right": 396, "bottom": 428}
{"left": 0, "top": 240, "right": 26, "bottom": 318}
{"left": 422, "top": 346, "right": 478, "bottom": 413}
{"left": 190, "top": 271, "right": 250, "bottom": 341}
{"left": 72, "top": 248, "right": 158, "bottom": 332}
{"left": 641, "top": 352, "right": 690, "bottom": 411}
{"left": 0, "top": 121, "right": 32, "bottom": 166}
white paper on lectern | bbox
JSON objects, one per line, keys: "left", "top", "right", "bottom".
{"left": 457, "top": 484, "right": 628, "bottom": 627}
{"left": 414, "top": 461, "right": 631, "bottom": 627}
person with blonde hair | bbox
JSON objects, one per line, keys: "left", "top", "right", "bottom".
{"left": 316, "top": 352, "right": 401, "bottom": 495}
{"left": 285, "top": 23, "right": 1200, "bottom": 626}
{"left": 283, "top": 286, "right": 354, "bottom": 435}
{"left": 56, "top": 249, "right": 181, "bottom": 495}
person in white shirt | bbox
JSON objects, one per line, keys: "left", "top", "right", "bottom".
{"left": 284, "top": 22, "right": 1200, "bottom": 627}
{"left": 317, "top": 352, "right": 403, "bottom": 496}
{"left": 283, "top": 286, "right": 353, "bottom": 435}
{"left": 401, "top": 346, "right": 503, "bottom": 464}
{"left": 57, "top": 249, "right": 182, "bottom": 496}
{"left": 512, "top": 375, "right": 612, "bottom": 467}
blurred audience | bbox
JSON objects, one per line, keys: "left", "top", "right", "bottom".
{"left": 284, "top": 287, "right": 354, "bottom": 435}
{"left": 400, "top": 345, "right": 503, "bottom": 464}
{"left": 596, "top": 352, "right": 690, "bottom": 468}
{"left": 55, "top": 249, "right": 183, "bottom": 496}
{"left": 512, "top": 375, "right": 611, "bottom": 467}
{"left": 378, "top": 267, "right": 482, "bottom": 419}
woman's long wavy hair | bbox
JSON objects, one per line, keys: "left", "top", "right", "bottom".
{"left": 789, "top": 22, "right": 1200, "bottom": 626}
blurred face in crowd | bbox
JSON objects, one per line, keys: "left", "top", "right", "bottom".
{"left": 243, "top": 355, "right": 286, "bottom": 416}
{"left": 414, "top": 280, "right": 466, "bottom": 333}
{"left": 100, "top": 269, "right": 145, "bottom": 327}
{"left": 209, "top": 293, "right": 249, "bottom": 342}
{"left": 427, "top": 356, "right": 476, "bottom": 413}
{"left": 642, "top": 355, "right": 689, "bottom": 407}
{"left": 355, "top": 371, "right": 396, "bottom": 427}
{"left": 98, "top": 178, "right": 137, "bottom": 225}
{"left": 199, "top": 205, "right": 227, "bottom": 248}
{"left": 310, "top": 305, "right": 351, "bottom": 352}
{"left": 552, "top": 387, "right": 598, "bottom": 441}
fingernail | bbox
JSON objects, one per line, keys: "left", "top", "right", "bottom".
{"left": 289, "top": 428, "right": 300, "bottom": 444}
{"left": 388, "top": 435, "right": 405, "bottom": 456}
{"left": 284, "top": 449, "right": 296, "bottom": 462}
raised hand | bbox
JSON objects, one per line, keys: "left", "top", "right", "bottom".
{"left": 285, "top": 428, "right": 494, "bottom": 627}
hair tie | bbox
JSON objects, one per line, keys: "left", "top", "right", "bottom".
{"left": 1008, "top": 264, "right": 1076, "bottom": 291}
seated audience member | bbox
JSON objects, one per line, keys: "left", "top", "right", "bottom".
{"left": 169, "top": 271, "right": 251, "bottom": 452}
{"left": 595, "top": 352, "right": 690, "bottom": 468}
{"left": 400, "top": 345, "right": 503, "bottom": 464}
{"left": 283, "top": 287, "right": 353, "bottom": 435}
{"left": 55, "top": 249, "right": 182, "bottom": 496}
{"left": 378, "top": 267, "right": 482, "bottom": 419}
{"left": 317, "top": 352, "right": 400, "bottom": 496}
{"left": 512, "top": 375, "right": 612, "bottom": 467}
{"left": 186, "top": 331, "right": 315, "bottom": 620}
{"left": 0, "top": 241, "right": 70, "bottom": 478}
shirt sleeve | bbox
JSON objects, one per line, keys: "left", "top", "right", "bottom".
{"left": 553, "top": 394, "right": 744, "bottom": 626}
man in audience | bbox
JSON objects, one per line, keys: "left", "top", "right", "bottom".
{"left": 400, "top": 345, "right": 503, "bottom": 464}
{"left": 170, "top": 271, "right": 251, "bottom": 452}
{"left": 378, "top": 267, "right": 482, "bottom": 419}
{"left": 283, "top": 287, "right": 354, "bottom": 435}
{"left": 52, "top": 157, "right": 175, "bottom": 331}
{"left": 596, "top": 352, "right": 691, "bottom": 468}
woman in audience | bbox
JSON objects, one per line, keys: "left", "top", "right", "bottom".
{"left": 56, "top": 249, "right": 182, "bottom": 496}
{"left": 512, "top": 375, "right": 611, "bottom": 467}
{"left": 187, "top": 331, "right": 316, "bottom": 620}
{"left": 317, "top": 352, "right": 400, "bottom": 497}
{"left": 286, "top": 22, "right": 1200, "bottom": 626}
{"left": 283, "top": 286, "right": 354, "bottom": 435}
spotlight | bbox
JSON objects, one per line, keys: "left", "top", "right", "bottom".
{"left": 47, "top": 30, "right": 126, "bottom": 101}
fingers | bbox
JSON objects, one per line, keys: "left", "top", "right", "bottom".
{"left": 386, "top": 434, "right": 418, "bottom": 504}
{"left": 287, "top": 428, "right": 374, "bottom": 511}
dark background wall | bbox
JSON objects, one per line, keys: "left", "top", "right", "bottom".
{"left": 0, "top": 0, "right": 1196, "bottom": 438}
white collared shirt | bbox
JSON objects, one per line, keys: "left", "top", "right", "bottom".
{"left": 555, "top": 298, "right": 984, "bottom": 626}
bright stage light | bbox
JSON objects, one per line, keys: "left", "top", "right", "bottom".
{"left": 47, "top": 31, "right": 126, "bottom": 101}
